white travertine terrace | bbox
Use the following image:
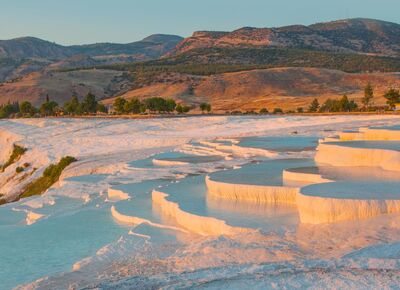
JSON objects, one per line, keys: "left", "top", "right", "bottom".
{"left": 152, "top": 158, "right": 189, "bottom": 166}
{"left": 282, "top": 168, "right": 332, "bottom": 184}
{"left": 203, "top": 125, "right": 400, "bottom": 225}
{"left": 298, "top": 181, "right": 400, "bottom": 224}
{"left": 107, "top": 188, "right": 130, "bottom": 201}
{"left": 111, "top": 205, "right": 186, "bottom": 233}
{"left": 152, "top": 190, "right": 251, "bottom": 236}
{"left": 315, "top": 142, "right": 400, "bottom": 171}
{"left": 339, "top": 126, "right": 400, "bottom": 141}
{"left": 199, "top": 140, "right": 278, "bottom": 157}
{"left": 205, "top": 176, "right": 298, "bottom": 205}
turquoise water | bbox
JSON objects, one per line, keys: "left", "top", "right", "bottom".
{"left": 161, "top": 175, "right": 299, "bottom": 232}
{"left": 0, "top": 196, "right": 126, "bottom": 289}
{"left": 327, "top": 141, "right": 400, "bottom": 151}
{"left": 302, "top": 181, "right": 400, "bottom": 200}
{"left": 370, "top": 125, "right": 400, "bottom": 130}
{"left": 129, "top": 151, "right": 222, "bottom": 168}
{"left": 238, "top": 136, "right": 319, "bottom": 152}
{"left": 210, "top": 159, "right": 315, "bottom": 186}
{"left": 287, "top": 166, "right": 400, "bottom": 182}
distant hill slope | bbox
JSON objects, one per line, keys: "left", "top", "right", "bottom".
{"left": 0, "top": 34, "right": 183, "bottom": 59}
{"left": 170, "top": 19, "right": 400, "bottom": 56}
{"left": 0, "top": 69, "right": 131, "bottom": 106}
{"left": 0, "top": 34, "right": 183, "bottom": 81}
{"left": 103, "top": 67, "right": 400, "bottom": 112}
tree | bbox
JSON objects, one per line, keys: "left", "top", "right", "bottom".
{"left": 384, "top": 88, "right": 400, "bottom": 109}
{"left": 297, "top": 107, "right": 304, "bottom": 113}
{"left": 200, "top": 102, "right": 211, "bottom": 113}
{"left": 19, "top": 101, "right": 36, "bottom": 116}
{"left": 176, "top": 104, "right": 190, "bottom": 114}
{"left": 81, "top": 92, "right": 97, "bottom": 114}
{"left": 113, "top": 97, "right": 127, "bottom": 114}
{"left": 144, "top": 97, "right": 168, "bottom": 113}
{"left": 259, "top": 108, "right": 269, "bottom": 114}
{"left": 273, "top": 108, "right": 283, "bottom": 114}
{"left": 319, "top": 95, "right": 358, "bottom": 112}
{"left": 165, "top": 99, "right": 177, "bottom": 113}
{"left": 176, "top": 104, "right": 184, "bottom": 114}
{"left": 40, "top": 100, "right": 58, "bottom": 116}
{"left": 64, "top": 95, "right": 80, "bottom": 115}
{"left": 96, "top": 103, "right": 107, "bottom": 114}
{"left": 362, "top": 82, "right": 374, "bottom": 108}
{"left": 0, "top": 102, "right": 19, "bottom": 118}
{"left": 308, "top": 98, "right": 320, "bottom": 112}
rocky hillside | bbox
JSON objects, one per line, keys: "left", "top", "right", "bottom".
{"left": 170, "top": 19, "right": 400, "bottom": 56}
{"left": 2, "top": 18, "right": 400, "bottom": 111}
{"left": 0, "top": 69, "right": 131, "bottom": 106}
{"left": 0, "top": 34, "right": 182, "bottom": 81}
{"left": 103, "top": 67, "right": 400, "bottom": 112}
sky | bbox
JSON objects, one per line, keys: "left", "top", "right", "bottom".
{"left": 0, "top": 0, "right": 399, "bottom": 45}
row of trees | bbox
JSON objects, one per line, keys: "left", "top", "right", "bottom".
{"left": 0, "top": 93, "right": 107, "bottom": 119}
{"left": 308, "top": 84, "right": 400, "bottom": 113}
{"left": 0, "top": 94, "right": 211, "bottom": 119}
{"left": 112, "top": 97, "right": 212, "bottom": 115}
{"left": 308, "top": 95, "right": 358, "bottom": 113}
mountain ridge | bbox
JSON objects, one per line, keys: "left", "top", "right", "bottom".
{"left": 170, "top": 18, "right": 400, "bottom": 56}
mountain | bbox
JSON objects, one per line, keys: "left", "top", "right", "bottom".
{"left": 0, "top": 34, "right": 183, "bottom": 81}
{"left": 0, "top": 34, "right": 183, "bottom": 60}
{"left": 170, "top": 18, "right": 400, "bottom": 56}
{"left": 103, "top": 67, "right": 400, "bottom": 112}
{"left": 2, "top": 18, "right": 400, "bottom": 111}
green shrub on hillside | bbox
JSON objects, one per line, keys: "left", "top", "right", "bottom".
{"left": 2, "top": 144, "right": 27, "bottom": 172}
{"left": 20, "top": 156, "right": 77, "bottom": 199}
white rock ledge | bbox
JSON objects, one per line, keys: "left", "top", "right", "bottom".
{"left": 315, "top": 143, "right": 400, "bottom": 171}
{"left": 152, "top": 190, "right": 252, "bottom": 236}
{"left": 205, "top": 176, "right": 299, "bottom": 205}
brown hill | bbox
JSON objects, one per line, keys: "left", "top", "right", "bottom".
{"left": 0, "top": 69, "right": 130, "bottom": 106}
{"left": 0, "top": 35, "right": 183, "bottom": 82}
{"left": 104, "top": 67, "right": 400, "bottom": 112}
{"left": 170, "top": 18, "right": 400, "bottom": 57}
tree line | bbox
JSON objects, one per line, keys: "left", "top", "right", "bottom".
{"left": 307, "top": 84, "right": 400, "bottom": 113}
{"left": 111, "top": 96, "right": 213, "bottom": 115}
{"left": 0, "top": 93, "right": 107, "bottom": 118}
{"left": 0, "top": 93, "right": 213, "bottom": 119}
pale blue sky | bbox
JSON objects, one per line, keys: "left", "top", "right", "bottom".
{"left": 0, "top": 0, "right": 399, "bottom": 45}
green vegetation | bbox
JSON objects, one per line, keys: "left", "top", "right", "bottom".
{"left": 15, "top": 166, "right": 24, "bottom": 173}
{"left": 2, "top": 144, "right": 27, "bottom": 172}
{"left": 19, "top": 101, "right": 36, "bottom": 116}
{"left": 40, "top": 95, "right": 59, "bottom": 116}
{"left": 308, "top": 98, "right": 320, "bottom": 112}
{"left": 273, "top": 108, "right": 283, "bottom": 114}
{"left": 319, "top": 95, "right": 358, "bottom": 112}
{"left": 0, "top": 102, "right": 20, "bottom": 118}
{"left": 200, "top": 102, "right": 211, "bottom": 113}
{"left": 384, "top": 88, "right": 400, "bottom": 109}
{"left": 307, "top": 95, "right": 358, "bottom": 113}
{"left": 144, "top": 97, "right": 176, "bottom": 113}
{"left": 112, "top": 96, "right": 192, "bottom": 115}
{"left": 259, "top": 108, "right": 269, "bottom": 114}
{"left": 176, "top": 104, "right": 191, "bottom": 114}
{"left": 98, "top": 47, "right": 400, "bottom": 82}
{"left": 63, "top": 92, "right": 107, "bottom": 115}
{"left": 0, "top": 92, "right": 109, "bottom": 119}
{"left": 20, "top": 156, "right": 77, "bottom": 199}
{"left": 362, "top": 83, "right": 374, "bottom": 109}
